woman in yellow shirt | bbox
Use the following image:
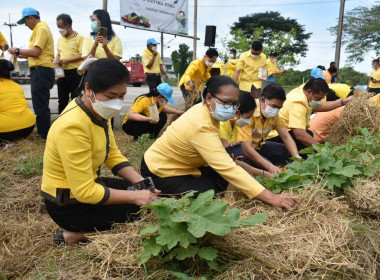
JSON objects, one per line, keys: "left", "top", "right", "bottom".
{"left": 82, "top": 10, "right": 122, "bottom": 60}
{"left": 141, "top": 76, "right": 299, "bottom": 210}
{"left": 41, "top": 59, "right": 159, "bottom": 245}
{"left": 122, "top": 83, "right": 184, "bottom": 140}
{"left": 266, "top": 52, "right": 286, "bottom": 83}
{"left": 0, "top": 60, "right": 35, "bottom": 146}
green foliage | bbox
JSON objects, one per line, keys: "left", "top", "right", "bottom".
{"left": 229, "top": 11, "right": 311, "bottom": 66}
{"left": 171, "top": 44, "right": 193, "bottom": 77}
{"left": 336, "top": 67, "right": 369, "bottom": 86}
{"left": 329, "top": 4, "right": 380, "bottom": 63}
{"left": 138, "top": 190, "right": 268, "bottom": 275}
{"left": 124, "top": 134, "right": 154, "bottom": 171}
{"left": 276, "top": 68, "right": 310, "bottom": 86}
{"left": 258, "top": 128, "right": 380, "bottom": 194}
{"left": 13, "top": 155, "right": 43, "bottom": 178}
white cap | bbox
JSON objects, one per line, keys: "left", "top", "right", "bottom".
{"left": 77, "top": 56, "right": 97, "bottom": 75}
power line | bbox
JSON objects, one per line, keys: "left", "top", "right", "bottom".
{"left": 3, "top": 13, "right": 17, "bottom": 47}
{"left": 191, "top": 0, "right": 341, "bottom": 8}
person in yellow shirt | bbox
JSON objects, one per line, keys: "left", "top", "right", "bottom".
{"left": 142, "top": 38, "right": 169, "bottom": 92}
{"left": 327, "top": 83, "right": 353, "bottom": 101}
{"left": 0, "top": 31, "right": 8, "bottom": 51}
{"left": 0, "top": 59, "right": 35, "bottom": 147}
{"left": 122, "top": 83, "right": 184, "bottom": 140}
{"left": 42, "top": 58, "right": 159, "bottom": 245}
{"left": 9, "top": 7, "right": 54, "bottom": 139}
{"left": 323, "top": 66, "right": 337, "bottom": 84}
{"left": 141, "top": 75, "right": 299, "bottom": 210}
{"left": 239, "top": 84, "right": 301, "bottom": 174}
{"left": 82, "top": 10, "right": 122, "bottom": 60}
{"left": 56, "top": 14, "right": 84, "bottom": 114}
{"left": 179, "top": 48, "right": 218, "bottom": 105}
{"left": 265, "top": 52, "right": 286, "bottom": 84}
{"left": 224, "top": 49, "right": 238, "bottom": 78}
{"left": 234, "top": 41, "right": 267, "bottom": 98}
{"left": 368, "top": 59, "right": 380, "bottom": 95}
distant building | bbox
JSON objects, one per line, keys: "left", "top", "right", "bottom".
{"left": 163, "top": 57, "right": 175, "bottom": 78}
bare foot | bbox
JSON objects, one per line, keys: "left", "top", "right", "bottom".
{"left": 63, "top": 230, "right": 87, "bottom": 245}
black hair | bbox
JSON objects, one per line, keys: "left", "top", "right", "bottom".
{"left": 29, "top": 14, "right": 40, "bottom": 20}
{"left": 205, "top": 48, "right": 219, "bottom": 58}
{"left": 56, "top": 13, "right": 72, "bottom": 26}
{"left": 202, "top": 75, "right": 238, "bottom": 100}
{"left": 251, "top": 41, "right": 263, "bottom": 51}
{"left": 316, "top": 65, "right": 326, "bottom": 71}
{"left": 270, "top": 51, "right": 279, "bottom": 57}
{"left": 328, "top": 66, "right": 337, "bottom": 73}
{"left": 230, "top": 49, "right": 237, "bottom": 54}
{"left": 91, "top": 9, "right": 115, "bottom": 36}
{"left": 238, "top": 91, "right": 256, "bottom": 114}
{"left": 261, "top": 83, "right": 286, "bottom": 101}
{"left": 303, "top": 78, "right": 329, "bottom": 94}
{"left": 84, "top": 58, "right": 129, "bottom": 92}
{"left": 0, "top": 59, "right": 15, "bottom": 79}
{"left": 372, "top": 59, "right": 379, "bottom": 64}
{"left": 133, "top": 89, "right": 160, "bottom": 103}
{"left": 330, "top": 61, "right": 336, "bottom": 66}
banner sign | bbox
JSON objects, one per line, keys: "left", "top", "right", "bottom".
{"left": 120, "top": 0, "right": 188, "bottom": 35}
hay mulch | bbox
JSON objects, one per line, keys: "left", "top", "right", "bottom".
{"left": 346, "top": 174, "right": 380, "bottom": 219}
{"left": 326, "top": 90, "right": 380, "bottom": 145}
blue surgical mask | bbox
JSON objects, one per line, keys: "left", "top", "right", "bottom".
{"left": 91, "top": 21, "right": 99, "bottom": 33}
{"left": 210, "top": 98, "right": 236, "bottom": 121}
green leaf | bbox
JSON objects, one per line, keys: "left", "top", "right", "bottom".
{"left": 197, "top": 247, "right": 218, "bottom": 261}
{"left": 226, "top": 208, "right": 241, "bottom": 227}
{"left": 137, "top": 238, "right": 163, "bottom": 265}
{"left": 156, "top": 223, "right": 197, "bottom": 249}
{"left": 333, "top": 165, "right": 362, "bottom": 178}
{"left": 240, "top": 213, "right": 268, "bottom": 226}
{"left": 169, "top": 246, "right": 198, "bottom": 260}
{"left": 299, "top": 147, "right": 315, "bottom": 154}
{"left": 325, "top": 174, "right": 347, "bottom": 188}
{"left": 363, "top": 169, "right": 374, "bottom": 176}
{"left": 173, "top": 272, "right": 195, "bottom": 280}
{"left": 140, "top": 223, "right": 159, "bottom": 235}
{"left": 373, "top": 158, "right": 380, "bottom": 166}
{"left": 186, "top": 190, "right": 215, "bottom": 213}
{"left": 361, "top": 154, "right": 371, "bottom": 163}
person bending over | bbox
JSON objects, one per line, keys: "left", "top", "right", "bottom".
{"left": 141, "top": 75, "right": 299, "bottom": 210}
{"left": 122, "top": 83, "right": 184, "bottom": 140}
{"left": 41, "top": 59, "right": 159, "bottom": 245}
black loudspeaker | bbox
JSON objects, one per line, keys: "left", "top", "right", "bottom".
{"left": 205, "top": 25, "right": 216, "bottom": 47}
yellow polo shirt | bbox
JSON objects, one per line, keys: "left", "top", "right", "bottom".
{"left": 82, "top": 34, "right": 122, "bottom": 59}
{"left": 225, "top": 59, "right": 238, "bottom": 78}
{"left": 369, "top": 94, "right": 380, "bottom": 109}
{"left": 142, "top": 48, "right": 162, "bottom": 74}
{"left": 278, "top": 87, "right": 313, "bottom": 130}
{"left": 266, "top": 58, "right": 280, "bottom": 77}
{"left": 144, "top": 103, "right": 265, "bottom": 199}
{"left": 369, "top": 68, "right": 380, "bottom": 88}
{"left": 236, "top": 51, "right": 267, "bottom": 92}
{"left": 328, "top": 83, "right": 351, "bottom": 98}
{"left": 42, "top": 97, "right": 130, "bottom": 205}
{"left": 238, "top": 100, "right": 284, "bottom": 149}
{"left": 0, "top": 78, "right": 36, "bottom": 133}
{"left": 0, "top": 31, "right": 7, "bottom": 46}
{"left": 28, "top": 21, "right": 54, "bottom": 68}
{"left": 123, "top": 95, "right": 164, "bottom": 123}
{"left": 179, "top": 58, "right": 211, "bottom": 90}
{"left": 57, "top": 31, "right": 84, "bottom": 70}
{"left": 219, "top": 120, "right": 239, "bottom": 145}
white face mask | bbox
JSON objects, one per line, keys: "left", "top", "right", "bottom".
{"left": 151, "top": 46, "right": 157, "bottom": 51}
{"left": 228, "top": 54, "right": 234, "bottom": 59}
{"left": 236, "top": 117, "right": 251, "bottom": 128}
{"left": 272, "top": 58, "right": 278, "bottom": 62}
{"left": 262, "top": 104, "right": 280, "bottom": 118}
{"left": 205, "top": 60, "right": 214, "bottom": 67}
{"left": 59, "top": 28, "right": 67, "bottom": 36}
{"left": 90, "top": 92, "right": 123, "bottom": 120}
{"left": 159, "top": 100, "right": 167, "bottom": 106}
{"left": 251, "top": 53, "right": 259, "bottom": 58}
{"left": 309, "top": 99, "right": 322, "bottom": 109}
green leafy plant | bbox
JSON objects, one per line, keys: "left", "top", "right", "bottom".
{"left": 137, "top": 190, "right": 268, "bottom": 275}
{"left": 258, "top": 128, "right": 380, "bottom": 194}
{"left": 124, "top": 133, "right": 154, "bottom": 170}
{"left": 13, "top": 155, "right": 43, "bottom": 178}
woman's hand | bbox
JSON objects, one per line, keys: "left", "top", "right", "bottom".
{"left": 100, "top": 36, "right": 109, "bottom": 47}
{"left": 133, "top": 189, "right": 160, "bottom": 206}
{"left": 256, "top": 189, "right": 300, "bottom": 210}
{"left": 266, "top": 163, "right": 282, "bottom": 174}
{"left": 146, "top": 116, "right": 159, "bottom": 124}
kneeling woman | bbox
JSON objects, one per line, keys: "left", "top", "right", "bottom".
{"left": 0, "top": 59, "right": 35, "bottom": 146}
{"left": 41, "top": 59, "right": 159, "bottom": 245}
{"left": 141, "top": 75, "right": 299, "bottom": 210}
{"left": 122, "top": 83, "right": 184, "bottom": 140}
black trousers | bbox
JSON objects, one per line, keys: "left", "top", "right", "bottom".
{"left": 145, "top": 73, "right": 162, "bottom": 92}
{"left": 122, "top": 111, "right": 167, "bottom": 140}
{"left": 57, "top": 69, "right": 82, "bottom": 114}
{"left": 269, "top": 129, "right": 314, "bottom": 155}
{"left": 30, "top": 66, "right": 55, "bottom": 139}
{"left": 244, "top": 141, "right": 290, "bottom": 167}
{"left": 44, "top": 177, "right": 141, "bottom": 232}
{"left": 0, "top": 125, "right": 35, "bottom": 141}
{"left": 368, "top": 88, "right": 380, "bottom": 95}
{"left": 140, "top": 157, "right": 228, "bottom": 198}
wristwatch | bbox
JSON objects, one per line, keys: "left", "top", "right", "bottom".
{"left": 15, "top": 48, "right": 20, "bottom": 56}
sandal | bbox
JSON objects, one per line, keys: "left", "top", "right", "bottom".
{"left": 53, "top": 231, "right": 66, "bottom": 246}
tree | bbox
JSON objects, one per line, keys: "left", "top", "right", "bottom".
{"left": 329, "top": 4, "right": 380, "bottom": 63}
{"left": 337, "top": 67, "right": 369, "bottom": 86}
{"left": 171, "top": 44, "right": 193, "bottom": 77}
{"left": 229, "top": 11, "right": 311, "bottom": 65}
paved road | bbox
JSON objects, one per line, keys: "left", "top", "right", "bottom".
{"left": 22, "top": 84, "right": 185, "bottom": 121}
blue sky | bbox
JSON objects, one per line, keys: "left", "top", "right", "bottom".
{"left": 0, "top": 0, "right": 377, "bottom": 75}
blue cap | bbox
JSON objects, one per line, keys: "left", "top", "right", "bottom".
{"left": 157, "top": 83, "right": 175, "bottom": 104}
{"left": 17, "top": 7, "right": 39, "bottom": 24}
{"left": 310, "top": 67, "right": 325, "bottom": 79}
{"left": 146, "top": 38, "right": 159, "bottom": 45}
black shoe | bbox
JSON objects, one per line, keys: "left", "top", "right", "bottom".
{"left": 53, "top": 231, "right": 66, "bottom": 246}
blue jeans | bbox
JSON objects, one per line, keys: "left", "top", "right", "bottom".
{"left": 30, "top": 66, "right": 55, "bottom": 139}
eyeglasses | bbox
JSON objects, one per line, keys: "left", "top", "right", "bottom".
{"left": 213, "top": 95, "right": 240, "bottom": 110}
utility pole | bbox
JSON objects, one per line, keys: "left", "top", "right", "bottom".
{"left": 103, "top": 0, "right": 108, "bottom": 11}
{"left": 161, "top": 32, "right": 164, "bottom": 58}
{"left": 334, "top": 0, "right": 345, "bottom": 83}
{"left": 4, "top": 14, "right": 17, "bottom": 47}
{"left": 193, "top": 0, "right": 197, "bottom": 60}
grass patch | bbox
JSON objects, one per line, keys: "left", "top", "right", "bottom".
{"left": 13, "top": 155, "right": 43, "bottom": 178}
{"left": 124, "top": 133, "right": 155, "bottom": 171}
